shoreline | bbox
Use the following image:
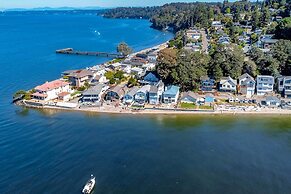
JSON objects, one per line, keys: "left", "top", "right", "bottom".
{"left": 19, "top": 102, "right": 291, "bottom": 116}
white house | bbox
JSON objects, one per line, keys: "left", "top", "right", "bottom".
{"left": 32, "top": 79, "right": 71, "bottom": 101}
{"left": 256, "top": 75, "right": 274, "bottom": 96}
{"left": 219, "top": 76, "right": 237, "bottom": 92}
{"left": 238, "top": 73, "right": 256, "bottom": 98}
{"left": 278, "top": 76, "right": 291, "bottom": 98}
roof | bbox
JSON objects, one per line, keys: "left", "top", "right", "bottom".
{"left": 137, "top": 85, "right": 151, "bottom": 94}
{"left": 126, "top": 86, "right": 140, "bottom": 96}
{"left": 35, "top": 80, "right": 69, "bottom": 92}
{"left": 164, "top": 85, "right": 180, "bottom": 95}
{"left": 220, "top": 76, "right": 237, "bottom": 85}
{"left": 67, "top": 69, "right": 94, "bottom": 78}
{"left": 58, "top": 92, "right": 70, "bottom": 97}
{"left": 241, "top": 77, "right": 256, "bottom": 85}
{"left": 181, "top": 91, "right": 199, "bottom": 100}
{"left": 266, "top": 96, "right": 280, "bottom": 102}
{"left": 238, "top": 73, "right": 254, "bottom": 81}
{"left": 109, "top": 84, "right": 127, "bottom": 96}
{"left": 83, "top": 84, "right": 106, "bottom": 95}
{"left": 144, "top": 72, "right": 159, "bottom": 82}
{"left": 149, "top": 85, "right": 158, "bottom": 93}
{"left": 32, "top": 92, "right": 48, "bottom": 98}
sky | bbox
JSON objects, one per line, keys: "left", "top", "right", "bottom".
{"left": 0, "top": 0, "right": 215, "bottom": 9}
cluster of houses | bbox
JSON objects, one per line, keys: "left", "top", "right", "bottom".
{"left": 184, "top": 28, "right": 208, "bottom": 53}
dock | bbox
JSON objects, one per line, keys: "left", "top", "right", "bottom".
{"left": 56, "top": 48, "right": 124, "bottom": 58}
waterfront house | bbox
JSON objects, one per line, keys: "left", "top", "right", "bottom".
{"left": 32, "top": 79, "right": 70, "bottom": 101}
{"left": 265, "top": 96, "right": 281, "bottom": 107}
{"left": 58, "top": 92, "right": 71, "bottom": 102}
{"left": 238, "top": 73, "right": 256, "bottom": 98}
{"left": 123, "top": 86, "right": 139, "bottom": 105}
{"left": 180, "top": 91, "right": 199, "bottom": 104}
{"left": 278, "top": 76, "right": 291, "bottom": 98}
{"left": 219, "top": 76, "right": 237, "bottom": 92}
{"left": 256, "top": 75, "right": 274, "bottom": 96}
{"left": 148, "top": 85, "right": 159, "bottom": 105}
{"left": 82, "top": 84, "right": 109, "bottom": 103}
{"left": 135, "top": 85, "right": 151, "bottom": 104}
{"left": 105, "top": 84, "right": 127, "bottom": 101}
{"left": 63, "top": 69, "right": 94, "bottom": 88}
{"left": 200, "top": 76, "right": 216, "bottom": 91}
{"left": 163, "top": 85, "right": 180, "bottom": 104}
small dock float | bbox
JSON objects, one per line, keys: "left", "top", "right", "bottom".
{"left": 56, "top": 48, "right": 124, "bottom": 58}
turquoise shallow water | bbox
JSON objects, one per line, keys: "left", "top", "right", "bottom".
{"left": 1, "top": 11, "right": 291, "bottom": 194}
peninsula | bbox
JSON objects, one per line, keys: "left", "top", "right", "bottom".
{"left": 14, "top": 0, "right": 291, "bottom": 115}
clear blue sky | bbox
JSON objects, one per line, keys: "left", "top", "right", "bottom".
{"left": 0, "top": 0, "right": 216, "bottom": 9}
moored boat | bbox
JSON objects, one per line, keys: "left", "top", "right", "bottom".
{"left": 82, "top": 175, "right": 95, "bottom": 194}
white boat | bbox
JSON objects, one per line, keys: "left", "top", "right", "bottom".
{"left": 82, "top": 175, "right": 95, "bottom": 194}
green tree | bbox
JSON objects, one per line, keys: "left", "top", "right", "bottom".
{"left": 275, "top": 17, "right": 291, "bottom": 40}
{"left": 156, "top": 48, "right": 178, "bottom": 83}
{"left": 117, "top": 42, "right": 133, "bottom": 56}
{"left": 271, "top": 40, "right": 291, "bottom": 75}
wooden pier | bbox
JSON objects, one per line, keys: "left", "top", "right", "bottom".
{"left": 56, "top": 48, "right": 124, "bottom": 58}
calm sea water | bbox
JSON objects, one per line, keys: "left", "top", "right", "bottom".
{"left": 1, "top": 11, "right": 291, "bottom": 194}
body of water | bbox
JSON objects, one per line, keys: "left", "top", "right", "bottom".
{"left": 1, "top": 11, "right": 291, "bottom": 194}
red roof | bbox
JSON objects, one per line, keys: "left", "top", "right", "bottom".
{"left": 32, "top": 92, "right": 48, "bottom": 98}
{"left": 35, "top": 80, "right": 69, "bottom": 92}
{"left": 58, "top": 92, "right": 70, "bottom": 97}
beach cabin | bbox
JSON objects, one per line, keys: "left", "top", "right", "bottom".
{"left": 238, "top": 73, "right": 256, "bottom": 98}
{"left": 135, "top": 85, "right": 151, "bottom": 105}
{"left": 219, "top": 76, "right": 237, "bottom": 92}
{"left": 205, "top": 94, "right": 215, "bottom": 105}
{"left": 163, "top": 85, "right": 180, "bottom": 104}
{"left": 180, "top": 91, "right": 199, "bottom": 104}
{"left": 105, "top": 85, "right": 127, "bottom": 101}
{"left": 123, "top": 86, "right": 139, "bottom": 105}
{"left": 265, "top": 96, "right": 281, "bottom": 107}
{"left": 256, "top": 75, "right": 274, "bottom": 96}
{"left": 32, "top": 79, "right": 70, "bottom": 101}
{"left": 82, "top": 84, "right": 109, "bottom": 103}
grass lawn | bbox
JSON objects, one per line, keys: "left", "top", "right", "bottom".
{"left": 198, "top": 105, "right": 213, "bottom": 110}
{"left": 180, "top": 103, "right": 197, "bottom": 109}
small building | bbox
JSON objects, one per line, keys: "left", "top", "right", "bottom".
{"left": 186, "top": 29, "right": 201, "bottom": 41}
{"left": 123, "top": 86, "right": 139, "bottom": 105}
{"left": 212, "top": 21, "right": 224, "bottom": 29}
{"left": 180, "top": 91, "right": 199, "bottom": 104}
{"left": 265, "top": 96, "right": 281, "bottom": 107}
{"left": 218, "top": 36, "right": 230, "bottom": 45}
{"left": 130, "top": 56, "right": 147, "bottom": 66}
{"left": 105, "top": 84, "right": 127, "bottom": 101}
{"left": 163, "top": 85, "right": 180, "bottom": 104}
{"left": 238, "top": 73, "right": 256, "bottom": 98}
{"left": 135, "top": 85, "right": 151, "bottom": 104}
{"left": 58, "top": 92, "right": 71, "bottom": 102}
{"left": 219, "top": 76, "right": 237, "bottom": 92}
{"left": 91, "top": 74, "right": 107, "bottom": 84}
{"left": 147, "top": 52, "right": 158, "bottom": 63}
{"left": 82, "top": 84, "right": 109, "bottom": 103}
{"left": 256, "top": 75, "right": 274, "bottom": 96}
{"left": 204, "top": 94, "right": 215, "bottom": 105}
{"left": 200, "top": 76, "right": 215, "bottom": 91}
{"left": 32, "top": 80, "right": 70, "bottom": 101}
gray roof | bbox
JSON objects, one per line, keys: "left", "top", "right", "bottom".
{"left": 137, "top": 85, "right": 151, "bottom": 94}
{"left": 149, "top": 85, "right": 158, "bottom": 93}
{"left": 181, "top": 91, "right": 199, "bottom": 100}
{"left": 220, "top": 76, "right": 237, "bottom": 85}
{"left": 126, "top": 86, "right": 140, "bottom": 96}
{"left": 266, "top": 96, "right": 280, "bottom": 102}
{"left": 238, "top": 73, "right": 254, "bottom": 81}
{"left": 110, "top": 84, "right": 127, "bottom": 96}
{"left": 67, "top": 69, "right": 94, "bottom": 78}
{"left": 83, "top": 84, "right": 106, "bottom": 95}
